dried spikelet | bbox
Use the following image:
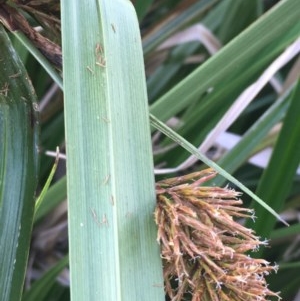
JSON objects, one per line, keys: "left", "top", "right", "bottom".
{"left": 155, "top": 168, "right": 281, "bottom": 301}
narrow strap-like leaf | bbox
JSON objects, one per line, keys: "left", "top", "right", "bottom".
{"left": 61, "top": 1, "right": 164, "bottom": 300}
{"left": 0, "top": 25, "right": 39, "bottom": 301}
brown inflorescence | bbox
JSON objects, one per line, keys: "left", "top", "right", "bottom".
{"left": 155, "top": 168, "right": 281, "bottom": 301}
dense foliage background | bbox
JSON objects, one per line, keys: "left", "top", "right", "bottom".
{"left": 0, "top": 0, "right": 300, "bottom": 300}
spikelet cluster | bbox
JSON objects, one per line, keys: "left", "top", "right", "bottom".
{"left": 155, "top": 168, "right": 280, "bottom": 301}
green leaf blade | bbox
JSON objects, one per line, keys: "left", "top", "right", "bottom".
{"left": 0, "top": 25, "right": 39, "bottom": 301}
{"left": 61, "top": 1, "right": 164, "bottom": 300}
{"left": 150, "top": 0, "right": 300, "bottom": 124}
{"left": 248, "top": 79, "right": 300, "bottom": 242}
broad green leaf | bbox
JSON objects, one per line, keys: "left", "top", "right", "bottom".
{"left": 0, "top": 25, "right": 39, "bottom": 301}
{"left": 61, "top": 1, "right": 164, "bottom": 300}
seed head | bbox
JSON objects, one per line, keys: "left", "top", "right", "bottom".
{"left": 155, "top": 168, "right": 280, "bottom": 301}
